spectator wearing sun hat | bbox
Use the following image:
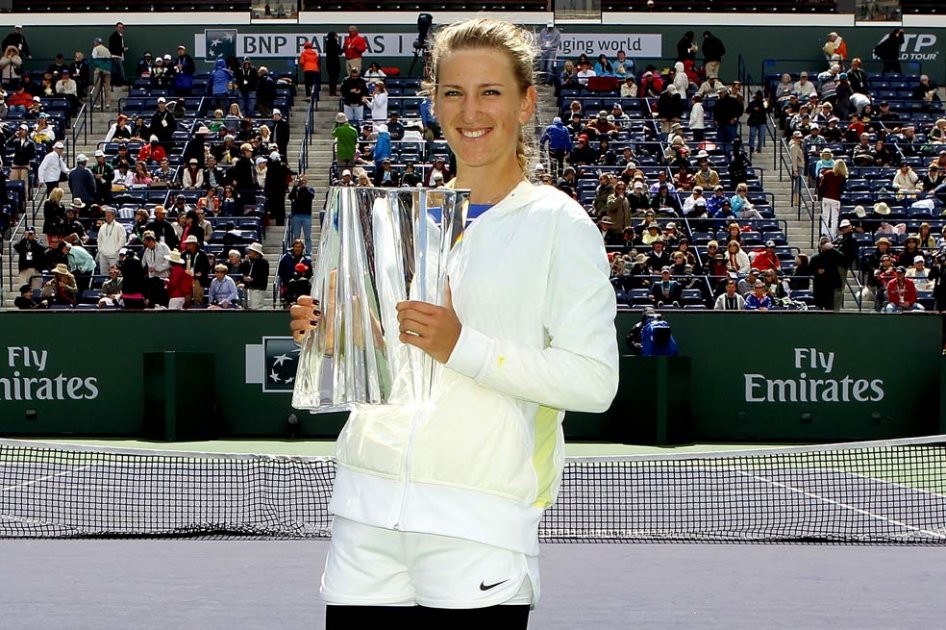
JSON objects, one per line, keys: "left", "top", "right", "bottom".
{"left": 241, "top": 242, "right": 269, "bottom": 310}
{"left": 163, "top": 249, "right": 192, "bottom": 310}
{"left": 41, "top": 263, "right": 78, "bottom": 306}
{"left": 59, "top": 240, "right": 95, "bottom": 293}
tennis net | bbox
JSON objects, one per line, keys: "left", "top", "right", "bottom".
{"left": 1, "top": 435, "right": 945, "bottom": 542}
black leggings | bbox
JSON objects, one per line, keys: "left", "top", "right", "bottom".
{"left": 326, "top": 604, "right": 530, "bottom": 628}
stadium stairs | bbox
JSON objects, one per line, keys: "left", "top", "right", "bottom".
{"left": 3, "top": 85, "right": 312, "bottom": 310}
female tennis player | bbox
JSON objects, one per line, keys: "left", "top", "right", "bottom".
{"left": 291, "top": 17, "right": 619, "bottom": 627}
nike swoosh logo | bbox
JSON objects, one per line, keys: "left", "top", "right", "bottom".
{"left": 479, "top": 580, "right": 508, "bottom": 591}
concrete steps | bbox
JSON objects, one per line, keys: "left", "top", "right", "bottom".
{"left": 3, "top": 84, "right": 316, "bottom": 310}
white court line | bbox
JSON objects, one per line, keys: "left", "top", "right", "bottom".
{"left": 737, "top": 470, "right": 946, "bottom": 540}
{"left": 0, "top": 464, "right": 96, "bottom": 494}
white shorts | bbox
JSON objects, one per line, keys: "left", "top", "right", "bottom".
{"left": 321, "top": 516, "right": 540, "bottom": 609}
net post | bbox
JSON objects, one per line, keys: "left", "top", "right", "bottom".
{"left": 655, "top": 357, "right": 669, "bottom": 445}
{"left": 940, "top": 356, "right": 946, "bottom": 435}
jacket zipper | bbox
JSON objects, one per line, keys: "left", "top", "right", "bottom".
{"left": 393, "top": 403, "right": 428, "bottom": 531}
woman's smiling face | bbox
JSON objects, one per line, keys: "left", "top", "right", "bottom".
{"left": 434, "top": 48, "right": 535, "bottom": 176}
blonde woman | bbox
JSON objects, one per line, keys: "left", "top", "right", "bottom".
{"left": 291, "top": 18, "right": 618, "bottom": 627}
{"left": 729, "top": 183, "right": 764, "bottom": 220}
{"left": 368, "top": 81, "right": 388, "bottom": 131}
{"left": 930, "top": 118, "right": 946, "bottom": 144}
{"left": 818, "top": 159, "right": 847, "bottom": 239}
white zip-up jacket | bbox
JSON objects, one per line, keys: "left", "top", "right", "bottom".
{"left": 38, "top": 150, "right": 70, "bottom": 185}
{"left": 96, "top": 220, "right": 127, "bottom": 257}
{"left": 331, "top": 181, "right": 620, "bottom": 555}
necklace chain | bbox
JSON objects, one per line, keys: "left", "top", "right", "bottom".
{"left": 477, "top": 178, "right": 526, "bottom": 205}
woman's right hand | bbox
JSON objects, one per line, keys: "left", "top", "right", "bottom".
{"left": 290, "top": 295, "right": 320, "bottom": 343}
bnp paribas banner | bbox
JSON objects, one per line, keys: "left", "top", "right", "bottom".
{"left": 194, "top": 29, "right": 662, "bottom": 59}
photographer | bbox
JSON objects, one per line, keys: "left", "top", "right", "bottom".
{"left": 288, "top": 174, "right": 315, "bottom": 254}
{"left": 13, "top": 226, "right": 44, "bottom": 287}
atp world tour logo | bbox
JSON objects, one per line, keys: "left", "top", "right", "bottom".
{"left": 245, "top": 337, "right": 299, "bottom": 393}
{"left": 205, "top": 29, "right": 237, "bottom": 60}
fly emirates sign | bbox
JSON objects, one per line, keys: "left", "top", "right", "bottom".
{"left": 0, "top": 346, "right": 99, "bottom": 401}
{"left": 744, "top": 348, "right": 884, "bottom": 404}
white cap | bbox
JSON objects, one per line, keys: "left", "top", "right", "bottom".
{"left": 32, "top": 96, "right": 41, "bottom": 102}
{"left": 915, "top": 255, "right": 926, "bottom": 264}
{"left": 163, "top": 54, "right": 172, "bottom": 61}
{"left": 341, "top": 169, "right": 351, "bottom": 176}
{"left": 76, "top": 154, "right": 88, "bottom": 163}
{"left": 273, "top": 108, "right": 281, "bottom": 116}
{"left": 157, "top": 97, "right": 166, "bottom": 103}
{"left": 94, "top": 149, "right": 105, "bottom": 157}
{"left": 53, "top": 141, "right": 65, "bottom": 149}
{"left": 269, "top": 151, "right": 280, "bottom": 160}
{"left": 547, "top": 20, "right": 554, "bottom": 27}
{"left": 839, "top": 219, "right": 851, "bottom": 228}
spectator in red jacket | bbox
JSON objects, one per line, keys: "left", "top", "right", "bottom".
{"left": 342, "top": 25, "right": 368, "bottom": 74}
{"left": 751, "top": 240, "right": 781, "bottom": 273}
{"left": 884, "top": 267, "right": 923, "bottom": 313}
{"left": 165, "top": 248, "right": 193, "bottom": 310}
{"left": 298, "top": 40, "right": 321, "bottom": 99}
{"left": 137, "top": 135, "right": 167, "bottom": 165}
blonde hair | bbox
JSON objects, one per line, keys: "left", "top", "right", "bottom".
{"left": 48, "top": 187, "right": 64, "bottom": 203}
{"left": 427, "top": 18, "right": 536, "bottom": 173}
{"left": 833, "top": 159, "right": 848, "bottom": 178}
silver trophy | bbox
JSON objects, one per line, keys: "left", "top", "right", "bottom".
{"left": 292, "top": 186, "right": 470, "bottom": 411}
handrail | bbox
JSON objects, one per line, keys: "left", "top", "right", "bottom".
{"left": 298, "top": 90, "right": 316, "bottom": 175}
{"left": 69, "top": 102, "right": 88, "bottom": 166}
{"left": 272, "top": 220, "right": 293, "bottom": 309}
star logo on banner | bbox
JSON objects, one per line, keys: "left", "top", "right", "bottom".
{"left": 204, "top": 29, "right": 238, "bottom": 61}
{"left": 263, "top": 337, "right": 301, "bottom": 392}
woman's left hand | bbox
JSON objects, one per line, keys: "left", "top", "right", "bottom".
{"left": 396, "top": 285, "right": 461, "bottom": 364}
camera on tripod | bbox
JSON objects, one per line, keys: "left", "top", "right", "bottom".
{"left": 409, "top": 13, "right": 434, "bottom": 76}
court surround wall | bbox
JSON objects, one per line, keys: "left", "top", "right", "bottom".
{"left": 0, "top": 311, "right": 939, "bottom": 442}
